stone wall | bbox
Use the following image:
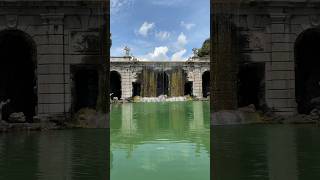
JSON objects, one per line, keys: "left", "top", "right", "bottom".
{"left": 211, "top": 0, "right": 320, "bottom": 115}
{"left": 0, "top": 1, "right": 108, "bottom": 121}
{"left": 110, "top": 57, "right": 210, "bottom": 99}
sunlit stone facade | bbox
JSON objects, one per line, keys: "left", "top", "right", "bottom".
{"left": 110, "top": 56, "right": 210, "bottom": 99}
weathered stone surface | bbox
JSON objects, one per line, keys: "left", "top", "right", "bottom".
{"left": 0, "top": 1, "right": 109, "bottom": 122}
{"left": 70, "top": 108, "right": 108, "bottom": 128}
{"left": 110, "top": 56, "right": 210, "bottom": 99}
{"left": 210, "top": 1, "right": 320, "bottom": 116}
{"left": 211, "top": 110, "right": 262, "bottom": 125}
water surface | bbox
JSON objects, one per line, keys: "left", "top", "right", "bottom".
{"left": 212, "top": 125, "right": 320, "bottom": 180}
{"left": 0, "top": 129, "right": 108, "bottom": 180}
{"left": 1, "top": 101, "right": 320, "bottom": 180}
{"left": 110, "top": 101, "right": 210, "bottom": 180}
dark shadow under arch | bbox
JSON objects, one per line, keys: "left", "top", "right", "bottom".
{"left": 157, "top": 72, "right": 169, "bottom": 96}
{"left": 202, "top": 71, "right": 210, "bottom": 98}
{"left": 110, "top": 71, "right": 122, "bottom": 99}
{"left": 0, "top": 29, "right": 37, "bottom": 121}
{"left": 295, "top": 28, "right": 320, "bottom": 114}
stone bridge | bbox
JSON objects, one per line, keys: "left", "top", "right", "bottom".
{"left": 110, "top": 56, "right": 210, "bottom": 100}
{"left": 211, "top": 0, "right": 320, "bottom": 115}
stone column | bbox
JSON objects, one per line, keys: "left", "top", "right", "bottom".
{"left": 191, "top": 67, "right": 202, "bottom": 98}
{"left": 211, "top": 1, "right": 240, "bottom": 111}
{"left": 267, "top": 12, "right": 296, "bottom": 115}
{"left": 121, "top": 68, "right": 133, "bottom": 99}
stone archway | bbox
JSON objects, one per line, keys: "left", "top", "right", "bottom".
{"left": 110, "top": 71, "right": 122, "bottom": 100}
{"left": 0, "top": 29, "right": 37, "bottom": 121}
{"left": 202, "top": 71, "right": 210, "bottom": 98}
{"left": 157, "top": 72, "right": 169, "bottom": 96}
{"left": 295, "top": 28, "right": 320, "bottom": 114}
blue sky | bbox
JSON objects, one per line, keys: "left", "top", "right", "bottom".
{"left": 111, "top": 0, "right": 210, "bottom": 61}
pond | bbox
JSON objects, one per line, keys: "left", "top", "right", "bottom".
{"left": 0, "top": 129, "right": 108, "bottom": 180}
{"left": 1, "top": 101, "right": 320, "bottom": 180}
{"left": 212, "top": 124, "right": 320, "bottom": 180}
{"left": 110, "top": 101, "right": 210, "bottom": 180}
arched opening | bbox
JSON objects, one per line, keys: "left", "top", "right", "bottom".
{"left": 0, "top": 30, "right": 37, "bottom": 122}
{"left": 295, "top": 28, "right": 320, "bottom": 114}
{"left": 157, "top": 72, "right": 169, "bottom": 96}
{"left": 132, "top": 82, "right": 141, "bottom": 97}
{"left": 74, "top": 68, "right": 98, "bottom": 111}
{"left": 238, "top": 63, "right": 265, "bottom": 109}
{"left": 110, "top": 71, "right": 122, "bottom": 100}
{"left": 184, "top": 81, "right": 193, "bottom": 96}
{"left": 202, "top": 71, "right": 210, "bottom": 98}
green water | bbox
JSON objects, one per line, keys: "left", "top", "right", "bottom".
{"left": 212, "top": 125, "right": 320, "bottom": 180}
{"left": 110, "top": 101, "right": 210, "bottom": 180}
{"left": 1, "top": 101, "right": 320, "bottom": 179}
{"left": 0, "top": 129, "right": 108, "bottom": 180}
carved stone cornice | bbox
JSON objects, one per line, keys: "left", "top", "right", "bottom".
{"left": 5, "top": 14, "right": 18, "bottom": 29}
{"left": 41, "top": 13, "right": 64, "bottom": 25}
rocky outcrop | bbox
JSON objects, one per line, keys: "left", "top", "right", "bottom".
{"left": 8, "top": 112, "right": 26, "bottom": 123}
{"left": 69, "top": 108, "right": 108, "bottom": 128}
{"left": 212, "top": 105, "right": 262, "bottom": 125}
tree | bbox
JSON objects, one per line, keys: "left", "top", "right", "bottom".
{"left": 198, "top": 38, "right": 210, "bottom": 57}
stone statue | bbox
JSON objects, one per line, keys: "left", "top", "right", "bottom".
{"left": 0, "top": 99, "right": 10, "bottom": 121}
{"left": 124, "top": 46, "right": 131, "bottom": 57}
{"left": 192, "top": 48, "right": 199, "bottom": 57}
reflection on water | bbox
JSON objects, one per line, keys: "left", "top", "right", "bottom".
{"left": 110, "top": 101, "right": 210, "bottom": 180}
{"left": 0, "top": 130, "right": 108, "bottom": 180}
{"left": 1, "top": 102, "right": 320, "bottom": 180}
{"left": 212, "top": 125, "right": 320, "bottom": 180}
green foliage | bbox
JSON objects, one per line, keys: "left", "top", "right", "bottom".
{"left": 198, "top": 38, "right": 210, "bottom": 57}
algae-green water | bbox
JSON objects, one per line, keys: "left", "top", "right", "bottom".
{"left": 110, "top": 101, "right": 210, "bottom": 180}
{"left": 1, "top": 101, "right": 320, "bottom": 179}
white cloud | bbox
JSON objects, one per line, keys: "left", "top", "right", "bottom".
{"left": 180, "top": 21, "right": 195, "bottom": 30}
{"left": 150, "top": 0, "right": 188, "bottom": 6}
{"left": 171, "top": 49, "right": 187, "bottom": 61}
{"left": 155, "top": 31, "right": 171, "bottom": 41}
{"left": 141, "top": 46, "right": 169, "bottom": 61}
{"left": 138, "top": 22, "right": 155, "bottom": 37}
{"left": 177, "top": 32, "right": 188, "bottom": 48}
{"left": 111, "top": 0, "right": 133, "bottom": 14}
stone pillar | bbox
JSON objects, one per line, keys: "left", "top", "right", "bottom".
{"left": 192, "top": 68, "right": 203, "bottom": 98}
{"left": 37, "top": 13, "right": 66, "bottom": 119}
{"left": 121, "top": 69, "right": 133, "bottom": 99}
{"left": 267, "top": 12, "right": 296, "bottom": 115}
{"left": 211, "top": 1, "right": 240, "bottom": 111}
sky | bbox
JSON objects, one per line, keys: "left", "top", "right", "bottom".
{"left": 110, "top": 0, "right": 210, "bottom": 61}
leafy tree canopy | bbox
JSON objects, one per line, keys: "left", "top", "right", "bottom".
{"left": 198, "top": 38, "right": 210, "bottom": 57}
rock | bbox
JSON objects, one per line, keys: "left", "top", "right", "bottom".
{"left": 133, "top": 96, "right": 141, "bottom": 102}
{"left": 238, "top": 104, "right": 256, "bottom": 113}
{"left": 71, "top": 108, "right": 107, "bottom": 128}
{"left": 33, "top": 116, "right": 41, "bottom": 123}
{"left": 212, "top": 110, "right": 261, "bottom": 125}
{"left": 8, "top": 112, "right": 26, "bottom": 123}
{"left": 311, "top": 97, "right": 320, "bottom": 105}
